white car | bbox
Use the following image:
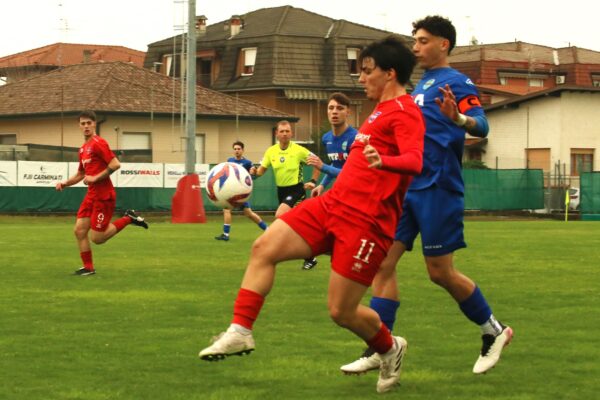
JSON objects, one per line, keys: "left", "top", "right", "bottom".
{"left": 568, "top": 187, "right": 580, "bottom": 211}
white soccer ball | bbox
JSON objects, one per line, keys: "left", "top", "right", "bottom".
{"left": 206, "top": 162, "right": 253, "bottom": 209}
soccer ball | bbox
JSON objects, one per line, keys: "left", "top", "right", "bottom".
{"left": 206, "top": 162, "right": 253, "bottom": 209}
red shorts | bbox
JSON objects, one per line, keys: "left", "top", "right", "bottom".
{"left": 77, "top": 193, "right": 116, "bottom": 232}
{"left": 280, "top": 196, "right": 392, "bottom": 286}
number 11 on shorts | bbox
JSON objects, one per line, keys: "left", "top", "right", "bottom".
{"left": 353, "top": 239, "right": 375, "bottom": 264}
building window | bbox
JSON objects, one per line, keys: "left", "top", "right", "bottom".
{"left": 122, "top": 132, "right": 151, "bottom": 150}
{"left": 570, "top": 149, "right": 594, "bottom": 176}
{"left": 528, "top": 78, "right": 544, "bottom": 87}
{"left": 162, "top": 54, "right": 185, "bottom": 78}
{"left": 499, "top": 77, "right": 508, "bottom": 85}
{"left": 240, "top": 47, "right": 257, "bottom": 76}
{"left": 592, "top": 74, "right": 600, "bottom": 87}
{"left": 347, "top": 48, "right": 360, "bottom": 75}
{"left": 0, "top": 134, "right": 17, "bottom": 144}
{"left": 195, "top": 134, "right": 205, "bottom": 163}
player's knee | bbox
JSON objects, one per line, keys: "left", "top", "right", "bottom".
{"left": 428, "top": 269, "right": 451, "bottom": 288}
{"left": 90, "top": 234, "right": 107, "bottom": 245}
{"left": 250, "top": 235, "right": 274, "bottom": 260}
{"left": 328, "top": 306, "right": 352, "bottom": 328}
{"left": 73, "top": 226, "right": 87, "bottom": 239}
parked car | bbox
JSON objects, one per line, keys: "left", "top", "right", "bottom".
{"left": 568, "top": 187, "right": 580, "bottom": 210}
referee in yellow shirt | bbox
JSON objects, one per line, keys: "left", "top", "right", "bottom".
{"left": 251, "top": 120, "right": 321, "bottom": 270}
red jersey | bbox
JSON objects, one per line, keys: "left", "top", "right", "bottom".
{"left": 78, "top": 135, "right": 116, "bottom": 199}
{"left": 324, "top": 95, "right": 425, "bottom": 238}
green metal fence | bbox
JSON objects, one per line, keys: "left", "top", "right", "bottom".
{"left": 580, "top": 172, "right": 600, "bottom": 214}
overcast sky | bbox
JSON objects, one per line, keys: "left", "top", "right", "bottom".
{"left": 1, "top": 0, "right": 598, "bottom": 57}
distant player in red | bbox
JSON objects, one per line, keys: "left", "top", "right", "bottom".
{"left": 199, "top": 36, "right": 425, "bottom": 394}
{"left": 55, "top": 110, "right": 148, "bottom": 276}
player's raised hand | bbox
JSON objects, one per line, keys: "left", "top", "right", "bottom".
{"left": 435, "top": 84, "right": 460, "bottom": 121}
{"left": 363, "top": 144, "right": 382, "bottom": 169}
{"left": 306, "top": 154, "right": 324, "bottom": 170}
{"left": 55, "top": 181, "right": 65, "bottom": 191}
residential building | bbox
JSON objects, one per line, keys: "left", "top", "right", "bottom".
{"left": 0, "top": 43, "right": 146, "bottom": 85}
{"left": 449, "top": 41, "right": 600, "bottom": 104}
{"left": 479, "top": 86, "right": 600, "bottom": 188}
{"left": 0, "top": 61, "right": 294, "bottom": 164}
{"left": 144, "top": 6, "right": 418, "bottom": 144}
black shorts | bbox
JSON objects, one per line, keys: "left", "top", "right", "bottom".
{"left": 277, "top": 183, "right": 306, "bottom": 208}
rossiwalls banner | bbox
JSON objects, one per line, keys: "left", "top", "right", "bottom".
{"left": 4, "top": 161, "right": 209, "bottom": 188}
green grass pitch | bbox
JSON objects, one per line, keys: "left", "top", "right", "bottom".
{"left": 1, "top": 215, "right": 599, "bottom": 399}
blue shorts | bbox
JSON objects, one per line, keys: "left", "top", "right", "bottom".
{"left": 394, "top": 185, "right": 466, "bottom": 256}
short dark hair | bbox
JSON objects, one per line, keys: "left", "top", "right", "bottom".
{"left": 232, "top": 141, "right": 244, "bottom": 149}
{"left": 412, "top": 15, "right": 456, "bottom": 54}
{"left": 78, "top": 110, "right": 97, "bottom": 121}
{"left": 328, "top": 92, "right": 351, "bottom": 108}
{"left": 358, "top": 35, "right": 416, "bottom": 85}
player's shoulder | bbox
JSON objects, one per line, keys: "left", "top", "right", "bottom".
{"left": 226, "top": 157, "right": 236, "bottom": 162}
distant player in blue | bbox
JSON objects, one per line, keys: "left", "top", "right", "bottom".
{"left": 341, "top": 15, "right": 512, "bottom": 376}
{"left": 307, "top": 92, "right": 357, "bottom": 198}
{"left": 215, "top": 141, "right": 267, "bottom": 241}
{"left": 304, "top": 92, "right": 356, "bottom": 271}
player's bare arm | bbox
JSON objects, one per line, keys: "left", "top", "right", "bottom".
{"left": 84, "top": 157, "right": 120, "bottom": 185}
{"left": 56, "top": 170, "right": 85, "bottom": 191}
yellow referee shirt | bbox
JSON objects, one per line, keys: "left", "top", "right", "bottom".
{"left": 260, "top": 141, "right": 311, "bottom": 187}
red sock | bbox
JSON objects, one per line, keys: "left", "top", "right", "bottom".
{"left": 112, "top": 216, "right": 131, "bottom": 232}
{"left": 367, "top": 324, "right": 394, "bottom": 354}
{"left": 231, "top": 288, "right": 265, "bottom": 330}
{"left": 80, "top": 251, "right": 93, "bottom": 271}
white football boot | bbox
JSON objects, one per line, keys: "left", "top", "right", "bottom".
{"left": 340, "top": 348, "right": 381, "bottom": 375}
{"left": 376, "top": 336, "right": 408, "bottom": 393}
{"left": 199, "top": 326, "right": 255, "bottom": 361}
{"left": 473, "top": 325, "right": 513, "bottom": 374}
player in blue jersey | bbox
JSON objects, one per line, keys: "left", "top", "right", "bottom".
{"left": 215, "top": 141, "right": 267, "bottom": 241}
{"left": 308, "top": 92, "right": 357, "bottom": 198}
{"left": 341, "top": 15, "right": 512, "bottom": 376}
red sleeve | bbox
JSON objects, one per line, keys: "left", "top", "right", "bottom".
{"left": 95, "top": 138, "right": 116, "bottom": 165}
{"left": 379, "top": 111, "right": 424, "bottom": 175}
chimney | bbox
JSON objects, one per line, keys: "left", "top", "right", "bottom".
{"left": 230, "top": 15, "right": 242, "bottom": 37}
{"left": 195, "top": 15, "right": 207, "bottom": 37}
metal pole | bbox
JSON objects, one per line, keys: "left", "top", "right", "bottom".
{"left": 185, "top": 0, "right": 197, "bottom": 174}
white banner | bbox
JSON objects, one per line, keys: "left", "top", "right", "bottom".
{"left": 17, "top": 161, "right": 68, "bottom": 187}
{"left": 116, "top": 163, "right": 164, "bottom": 188}
{"left": 164, "top": 164, "right": 210, "bottom": 188}
{"left": 0, "top": 161, "right": 17, "bottom": 186}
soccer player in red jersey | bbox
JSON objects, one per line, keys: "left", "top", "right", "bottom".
{"left": 55, "top": 110, "right": 148, "bottom": 276}
{"left": 199, "top": 36, "right": 425, "bottom": 393}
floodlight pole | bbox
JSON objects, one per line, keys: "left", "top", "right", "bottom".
{"left": 185, "top": 0, "right": 197, "bottom": 174}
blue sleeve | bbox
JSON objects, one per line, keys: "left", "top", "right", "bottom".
{"left": 319, "top": 164, "right": 342, "bottom": 187}
{"left": 469, "top": 114, "right": 489, "bottom": 138}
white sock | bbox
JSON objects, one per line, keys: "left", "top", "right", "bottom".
{"left": 480, "top": 315, "right": 503, "bottom": 336}
{"left": 229, "top": 323, "right": 252, "bottom": 335}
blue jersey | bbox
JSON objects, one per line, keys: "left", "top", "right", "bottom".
{"left": 227, "top": 157, "right": 253, "bottom": 172}
{"left": 411, "top": 67, "right": 485, "bottom": 193}
{"left": 320, "top": 126, "right": 357, "bottom": 187}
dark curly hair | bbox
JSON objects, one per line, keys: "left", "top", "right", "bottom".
{"left": 412, "top": 15, "right": 456, "bottom": 54}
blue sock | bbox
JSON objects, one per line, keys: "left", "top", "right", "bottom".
{"left": 459, "top": 286, "right": 492, "bottom": 325}
{"left": 223, "top": 224, "right": 231, "bottom": 235}
{"left": 258, "top": 221, "right": 267, "bottom": 230}
{"left": 370, "top": 297, "right": 400, "bottom": 332}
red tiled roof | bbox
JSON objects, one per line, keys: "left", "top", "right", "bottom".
{"left": 0, "top": 61, "right": 294, "bottom": 120}
{"left": 0, "top": 43, "right": 145, "bottom": 68}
